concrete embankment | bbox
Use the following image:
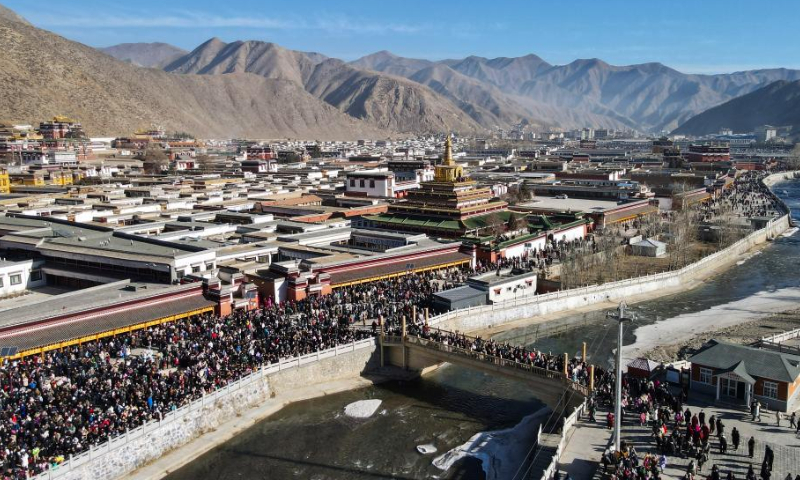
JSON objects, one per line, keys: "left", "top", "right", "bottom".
{"left": 46, "top": 340, "right": 383, "bottom": 480}
{"left": 436, "top": 211, "right": 791, "bottom": 338}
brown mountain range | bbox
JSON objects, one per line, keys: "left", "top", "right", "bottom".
{"left": 673, "top": 80, "right": 800, "bottom": 138}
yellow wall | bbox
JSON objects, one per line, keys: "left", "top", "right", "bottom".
{"left": 0, "top": 171, "right": 9, "bottom": 194}
{"left": 49, "top": 172, "right": 74, "bottom": 186}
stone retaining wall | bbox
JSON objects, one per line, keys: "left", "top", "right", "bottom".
{"left": 36, "top": 340, "right": 378, "bottom": 480}
{"left": 430, "top": 214, "right": 790, "bottom": 334}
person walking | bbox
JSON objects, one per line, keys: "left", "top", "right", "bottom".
{"left": 710, "top": 415, "right": 716, "bottom": 435}
{"left": 790, "top": 411, "right": 797, "bottom": 430}
{"left": 720, "top": 434, "right": 728, "bottom": 454}
{"left": 716, "top": 418, "right": 724, "bottom": 438}
{"left": 755, "top": 401, "right": 761, "bottom": 422}
{"left": 731, "top": 427, "right": 740, "bottom": 451}
{"left": 762, "top": 445, "right": 774, "bottom": 475}
{"left": 746, "top": 465, "right": 756, "bottom": 480}
{"left": 776, "top": 410, "right": 782, "bottom": 427}
{"left": 698, "top": 450, "right": 709, "bottom": 472}
{"left": 686, "top": 459, "right": 697, "bottom": 478}
{"left": 748, "top": 436, "right": 755, "bottom": 458}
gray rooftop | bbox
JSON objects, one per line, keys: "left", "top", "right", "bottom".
{"left": 0, "top": 280, "right": 196, "bottom": 330}
{"left": 689, "top": 339, "right": 800, "bottom": 383}
{"left": 433, "top": 285, "right": 486, "bottom": 303}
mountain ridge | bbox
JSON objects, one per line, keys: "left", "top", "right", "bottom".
{"left": 100, "top": 42, "right": 187, "bottom": 68}
{"left": 164, "top": 38, "right": 482, "bottom": 134}
{"left": 0, "top": 14, "right": 386, "bottom": 139}
{"left": 672, "top": 80, "right": 800, "bottom": 137}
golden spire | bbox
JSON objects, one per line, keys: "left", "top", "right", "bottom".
{"left": 443, "top": 135, "right": 454, "bottom": 166}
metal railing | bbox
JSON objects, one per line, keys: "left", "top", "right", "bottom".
{"left": 33, "top": 338, "right": 377, "bottom": 480}
{"left": 539, "top": 401, "right": 587, "bottom": 480}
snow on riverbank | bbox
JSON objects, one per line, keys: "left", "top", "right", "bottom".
{"left": 344, "top": 399, "right": 382, "bottom": 419}
{"left": 432, "top": 408, "right": 550, "bottom": 480}
{"left": 622, "top": 286, "right": 800, "bottom": 365}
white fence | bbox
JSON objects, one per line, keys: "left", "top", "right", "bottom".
{"left": 763, "top": 327, "right": 800, "bottom": 344}
{"left": 34, "top": 338, "right": 377, "bottom": 480}
{"left": 539, "top": 400, "right": 587, "bottom": 480}
{"left": 427, "top": 214, "right": 790, "bottom": 332}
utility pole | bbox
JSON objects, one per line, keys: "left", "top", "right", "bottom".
{"left": 606, "top": 301, "right": 634, "bottom": 452}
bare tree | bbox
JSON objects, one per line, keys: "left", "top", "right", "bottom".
{"left": 787, "top": 143, "right": 800, "bottom": 171}
{"left": 195, "top": 154, "right": 213, "bottom": 173}
{"left": 669, "top": 208, "right": 700, "bottom": 268}
{"left": 140, "top": 144, "right": 169, "bottom": 174}
{"left": 485, "top": 212, "right": 506, "bottom": 238}
{"left": 507, "top": 212, "right": 528, "bottom": 233}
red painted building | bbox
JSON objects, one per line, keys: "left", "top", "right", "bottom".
{"left": 686, "top": 144, "right": 730, "bottom": 163}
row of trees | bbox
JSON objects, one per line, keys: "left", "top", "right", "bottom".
{"left": 139, "top": 144, "right": 212, "bottom": 174}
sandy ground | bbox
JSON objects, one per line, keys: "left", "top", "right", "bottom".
{"left": 632, "top": 307, "right": 800, "bottom": 363}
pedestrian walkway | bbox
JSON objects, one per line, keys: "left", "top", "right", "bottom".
{"left": 557, "top": 413, "right": 612, "bottom": 478}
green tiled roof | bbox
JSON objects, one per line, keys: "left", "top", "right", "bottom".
{"left": 461, "top": 211, "right": 513, "bottom": 229}
{"left": 365, "top": 214, "right": 462, "bottom": 231}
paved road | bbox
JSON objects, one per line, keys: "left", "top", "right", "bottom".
{"left": 566, "top": 394, "right": 800, "bottom": 479}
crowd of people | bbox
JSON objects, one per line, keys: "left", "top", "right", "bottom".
{"left": 0, "top": 258, "right": 561, "bottom": 480}
{"left": 402, "top": 326, "right": 607, "bottom": 391}
{"left": 699, "top": 171, "right": 786, "bottom": 222}
{"left": 594, "top": 374, "right": 798, "bottom": 480}
{"left": 0, "top": 168, "right": 791, "bottom": 480}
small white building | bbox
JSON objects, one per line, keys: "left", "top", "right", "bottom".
{"left": 346, "top": 170, "right": 395, "bottom": 198}
{"left": 466, "top": 268, "right": 537, "bottom": 304}
{"left": 0, "top": 259, "right": 46, "bottom": 297}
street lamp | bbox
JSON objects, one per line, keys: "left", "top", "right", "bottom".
{"left": 606, "top": 301, "right": 635, "bottom": 452}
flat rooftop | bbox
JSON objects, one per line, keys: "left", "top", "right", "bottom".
{"left": 521, "top": 197, "right": 646, "bottom": 214}
{"left": 469, "top": 268, "right": 537, "bottom": 287}
{"left": 0, "top": 281, "right": 215, "bottom": 352}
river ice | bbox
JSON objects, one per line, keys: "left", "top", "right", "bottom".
{"left": 344, "top": 399, "right": 382, "bottom": 418}
{"left": 432, "top": 408, "right": 550, "bottom": 480}
{"left": 622, "top": 286, "right": 800, "bottom": 365}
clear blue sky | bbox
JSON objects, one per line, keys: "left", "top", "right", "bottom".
{"left": 5, "top": 0, "right": 799, "bottom": 74}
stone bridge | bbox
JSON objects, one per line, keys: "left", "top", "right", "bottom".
{"left": 380, "top": 331, "right": 591, "bottom": 409}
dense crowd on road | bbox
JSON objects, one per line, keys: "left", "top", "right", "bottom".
{"left": 700, "top": 171, "right": 786, "bottom": 221}
{"left": 0, "top": 259, "right": 553, "bottom": 480}
{"left": 0, "top": 168, "right": 792, "bottom": 479}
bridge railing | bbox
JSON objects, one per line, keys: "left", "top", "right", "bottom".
{"left": 539, "top": 400, "right": 587, "bottom": 480}
{"left": 382, "top": 335, "right": 404, "bottom": 345}
{"left": 403, "top": 333, "right": 589, "bottom": 397}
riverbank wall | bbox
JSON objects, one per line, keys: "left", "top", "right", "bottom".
{"left": 763, "top": 171, "right": 799, "bottom": 188}
{"left": 429, "top": 214, "right": 790, "bottom": 334}
{"left": 37, "top": 339, "right": 379, "bottom": 480}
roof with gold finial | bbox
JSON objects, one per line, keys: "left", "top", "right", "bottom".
{"left": 443, "top": 135, "right": 454, "bottom": 166}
